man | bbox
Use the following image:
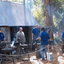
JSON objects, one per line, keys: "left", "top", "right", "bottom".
{"left": 16, "top": 27, "right": 26, "bottom": 55}
{"left": 61, "top": 32, "right": 64, "bottom": 42}
{"left": 61, "top": 32, "right": 64, "bottom": 53}
{"left": 0, "top": 29, "right": 5, "bottom": 53}
{"left": 32, "top": 25, "right": 40, "bottom": 51}
{"left": 32, "top": 25, "right": 40, "bottom": 43}
{"left": 35, "top": 27, "right": 50, "bottom": 60}
{"left": 0, "top": 29, "right": 5, "bottom": 42}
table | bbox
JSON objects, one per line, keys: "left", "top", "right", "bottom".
{"left": 14, "top": 43, "right": 30, "bottom": 54}
{"left": 1, "top": 47, "right": 16, "bottom": 64}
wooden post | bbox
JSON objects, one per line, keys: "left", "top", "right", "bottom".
{"left": 46, "top": 45, "right": 52, "bottom": 64}
{"left": 46, "top": 44, "right": 50, "bottom": 64}
{"left": 29, "top": 28, "right": 32, "bottom": 49}
{"left": 48, "top": 44, "right": 49, "bottom": 63}
{"left": 35, "top": 41, "right": 41, "bottom": 58}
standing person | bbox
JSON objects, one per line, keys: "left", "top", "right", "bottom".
{"left": 32, "top": 25, "right": 40, "bottom": 51}
{"left": 0, "top": 29, "right": 5, "bottom": 42}
{"left": 61, "top": 32, "right": 64, "bottom": 53}
{"left": 0, "top": 29, "right": 5, "bottom": 53}
{"left": 35, "top": 27, "right": 50, "bottom": 60}
{"left": 61, "top": 32, "right": 64, "bottom": 42}
{"left": 16, "top": 27, "right": 26, "bottom": 55}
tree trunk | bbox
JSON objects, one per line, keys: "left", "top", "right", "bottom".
{"left": 43, "top": 0, "right": 53, "bottom": 39}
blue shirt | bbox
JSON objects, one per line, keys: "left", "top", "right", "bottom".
{"left": 32, "top": 28, "right": 40, "bottom": 35}
{"left": 40, "top": 31, "right": 50, "bottom": 45}
{"left": 61, "top": 32, "right": 64, "bottom": 40}
{"left": 0, "top": 32, "right": 4, "bottom": 41}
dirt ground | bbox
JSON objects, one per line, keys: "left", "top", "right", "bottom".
{"left": 2, "top": 45, "right": 64, "bottom": 64}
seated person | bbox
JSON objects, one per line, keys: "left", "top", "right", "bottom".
{"left": 16, "top": 27, "right": 26, "bottom": 55}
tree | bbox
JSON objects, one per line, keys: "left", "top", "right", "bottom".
{"left": 43, "top": 0, "right": 53, "bottom": 39}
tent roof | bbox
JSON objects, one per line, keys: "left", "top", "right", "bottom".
{"left": 0, "top": 1, "right": 39, "bottom": 26}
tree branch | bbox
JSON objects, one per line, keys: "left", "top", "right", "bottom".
{"left": 54, "top": 3, "right": 64, "bottom": 11}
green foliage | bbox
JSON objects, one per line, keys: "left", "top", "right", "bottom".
{"left": 32, "top": 0, "right": 64, "bottom": 27}
{"left": 53, "top": 0, "right": 64, "bottom": 13}
{"left": 53, "top": 0, "right": 64, "bottom": 33}
{"left": 32, "top": 0, "right": 46, "bottom": 26}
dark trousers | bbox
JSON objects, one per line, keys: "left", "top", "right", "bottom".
{"left": 32, "top": 45, "right": 35, "bottom": 51}
{"left": 32, "top": 35, "right": 39, "bottom": 51}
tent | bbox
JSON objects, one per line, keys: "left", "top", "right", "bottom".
{"left": 0, "top": 1, "right": 39, "bottom": 26}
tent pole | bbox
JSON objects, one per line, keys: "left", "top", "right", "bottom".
{"left": 24, "top": 0, "right": 26, "bottom": 24}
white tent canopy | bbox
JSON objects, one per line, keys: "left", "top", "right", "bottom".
{"left": 0, "top": 1, "right": 39, "bottom": 26}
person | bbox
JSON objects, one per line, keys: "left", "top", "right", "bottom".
{"left": 35, "top": 27, "right": 50, "bottom": 60}
{"left": 32, "top": 25, "right": 40, "bottom": 51}
{"left": 0, "top": 29, "right": 5, "bottom": 53}
{"left": 16, "top": 27, "right": 26, "bottom": 55}
{"left": 61, "top": 32, "right": 64, "bottom": 42}
{"left": 0, "top": 29, "right": 5, "bottom": 42}
{"left": 61, "top": 32, "right": 64, "bottom": 53}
